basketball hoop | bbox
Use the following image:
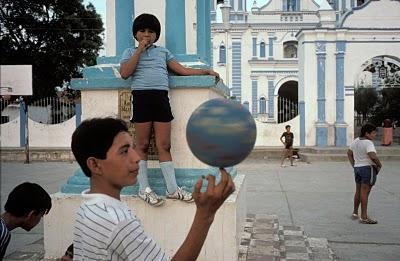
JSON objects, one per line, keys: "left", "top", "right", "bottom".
{"left": 0, "top": 87, "right": 13, "bottom": 92}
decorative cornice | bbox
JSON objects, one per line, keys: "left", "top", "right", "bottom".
{"left": 212, "top": 23, "right": 319, "bottom": 33}
{"left": 251, "top": 11, "right": 318, "bottom": 16}
{"left": 248, "top": 59, "right": 298, "bottom": 65}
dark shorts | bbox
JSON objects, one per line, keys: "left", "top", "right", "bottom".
{"left": 285, "top": 143, "right": 293, "bottom": 149}
{"left": 130, "top": 90, "right": 174, "bottom": 123}
{"left": 354, "top": 165, "right": 378, "bottom": 186}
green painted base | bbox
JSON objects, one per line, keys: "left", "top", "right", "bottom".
{"left": 61, "top": 167, "right": 237, "bottom": 195}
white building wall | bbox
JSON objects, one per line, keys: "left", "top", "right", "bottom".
{"left": 299, "top": 32, "right": 318, "bottom": 146}
{"left": 0, "top": 118, "right": 20, "bottom": 147}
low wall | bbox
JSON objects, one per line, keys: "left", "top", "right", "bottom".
{"left": 0, "top": 116, "right": 76, "bottom": 147}
{"left": 255, "top": 116, "right": 300, "bottom": 147}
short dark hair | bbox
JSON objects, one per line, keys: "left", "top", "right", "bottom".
{"left": 4, "top": 182, "right": 51, "bottom": 217}
{"left": 132, "top": 13, "right": 161, "bottom": 43}
{"left": 360, "top": 123, "right": 376, "bottom": 137}
{"left": 285, "top": 125, "right": 291, "bottom": 129}
{"left": 71, "top": 118, "right": 129, "bottom": 177}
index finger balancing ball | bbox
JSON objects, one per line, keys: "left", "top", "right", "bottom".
{"left": 186, "top": 98, "right": 257, "bottom": 167}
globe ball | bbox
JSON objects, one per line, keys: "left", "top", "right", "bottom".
{"left": 186, "top": 98, "right": 257, "bottom": 167}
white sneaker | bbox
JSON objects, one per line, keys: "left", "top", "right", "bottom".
{"left": 138, "top": 187, "right": 165, "bottom": 207}
{"left": 166, "top": 187, "right": 194, "bottom": 202}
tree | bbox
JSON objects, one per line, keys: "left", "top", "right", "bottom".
{"left": 371, "top": 88, "right": 400, "bottom": 126}
{"left": 354, "top": 87, "right": 378, "bottom": 124}
{"left": 0, "top": 0, "right": 104, "bottom": 100}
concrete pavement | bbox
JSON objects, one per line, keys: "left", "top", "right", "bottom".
{"left": 1, "top": 159, "right": 399, "bottom": 260}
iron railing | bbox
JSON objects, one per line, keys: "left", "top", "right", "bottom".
{"left": 278, "top": 96, "right": 298, "bottom": 123}
{"left": 0, "top": 97, "right": 76, "bottom": 124}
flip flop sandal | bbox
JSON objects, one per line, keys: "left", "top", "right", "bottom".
{"left": 359, "top": 218, "right": 378, "bottom": 224}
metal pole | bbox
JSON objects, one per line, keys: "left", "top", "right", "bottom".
{"left": 21, "top": 96, "right": 30, "bottom": 163}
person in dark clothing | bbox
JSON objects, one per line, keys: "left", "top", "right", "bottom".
{"left": 0, "top": 182, "right": 51, "bottom": 259}
{"left": 280, "top": 125, "right": 294, "bottom": 167}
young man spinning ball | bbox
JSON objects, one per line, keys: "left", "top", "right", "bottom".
{"left": 71, "top": 117, "right": 235, "bottom": 260}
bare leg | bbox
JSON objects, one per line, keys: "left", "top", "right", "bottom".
{"left": 154, "top": 121, "right": 180, "bottom": 194}
{"left": 289, "top": 147, "right": 294, "bottom": 165}
{"left": 134, "top": 122, "right": 153, "bottom": 160}
{"left": 353, "top": 183, "right": 361, "bottom": 215}
{"left": 153, "top": 121, "right": 172, "bottom": 162}
{"left": 360, "top": 183, "right": 371, "bottom": 219}
{"left": 280, "top": 149, "right": 288, "bottom": 166}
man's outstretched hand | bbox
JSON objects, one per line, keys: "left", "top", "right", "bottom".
{"left": 192, "top": 168, "right": 235, "bottom": 222}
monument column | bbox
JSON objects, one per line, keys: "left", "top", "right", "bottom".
{"left": 166, "top": 0, "right": 187, "bottom": 55}
{"left": 106, "top": 0, "right": 134, "bottom": 56}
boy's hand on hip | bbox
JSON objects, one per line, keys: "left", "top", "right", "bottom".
{"left": 207, "top": 69, "right": 220, "bottom": 78}
{"left": 192, "top": 168, "right": 235, "bottom": 220}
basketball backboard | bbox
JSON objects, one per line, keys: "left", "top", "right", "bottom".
{"left": 0, "top": 65, "right": 33, "bottom": 96}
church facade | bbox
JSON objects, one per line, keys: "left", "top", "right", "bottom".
{"left": 211, "top": 0, "right": 400, "bottom": 146}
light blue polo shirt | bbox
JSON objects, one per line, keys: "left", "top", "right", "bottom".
{"left": 120, "top": 45, "right": 175, "bottom": 91}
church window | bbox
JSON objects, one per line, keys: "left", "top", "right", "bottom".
{"left": 219, "top": 44, "right": 226, "bottom": 64}
{"left": 283, "top": 41, "right": 297, "bottom": 58}
{"left": 283, "top": 0, "right": 300, "bottom": 11}
{"left": 259, "top": 97, "right": 266, "bottom": 114}
{"left": 260, "top": 41, "right": 266, "bottom": 58}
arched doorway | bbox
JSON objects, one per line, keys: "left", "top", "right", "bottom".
{"left": 277, "top": 80, "right": 298, "bottom": 123}
{"left": 354, "top": 56, "right": 400, "bottom": 139}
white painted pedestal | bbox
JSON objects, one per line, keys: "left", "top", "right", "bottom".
{"left": 44, "top": 174, "right": 246, "bottom": 260}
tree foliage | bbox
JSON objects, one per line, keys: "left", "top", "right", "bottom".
{"left": 355, "top": 87, "right": 400, "bottom": 126}
{"left": 370, "top": 88, "right": 400, "bottom": 126}
{"left": 0, "top": 0, "right": 104, "bottom": 100}
{"left": 354, "top": 87, "right": 378, "bottom": 123}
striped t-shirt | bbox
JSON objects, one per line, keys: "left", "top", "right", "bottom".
{"left": 73, "top": 190, "right": 170, "bottom": 260}
{"left": 0, "top": 217, "right": 11, "bottom": 260}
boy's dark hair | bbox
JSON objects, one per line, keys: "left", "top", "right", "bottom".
{"left": 132, "top": 13, "right": 161, "bottom": 43}
{"left": 285, "top": 125, "right": 291, "bottom": 129}
{"left": 360, "top": 123, "right": 377, "bottom": 137}
{"left": 71, "top": 118, "right": 129, "bottom": 177}
{"left": 4, "top": 182, "right": 51, "bottom": 217}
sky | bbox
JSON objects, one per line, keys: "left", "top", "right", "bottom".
{"left": 83, "top": 0, "right": 270, "bottom": 28}
{"left": 83, "top": 0, "right": 269, "bottom": 54}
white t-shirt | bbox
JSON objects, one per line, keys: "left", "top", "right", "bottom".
{"left": 73, "top": 190, "right": 170, "bottom": 261}
{"left": 349, "top": 137, "right": 377, "bottom": 167}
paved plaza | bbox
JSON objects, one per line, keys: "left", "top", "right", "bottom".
{"left": 1, "top": 159, "right": 399, "bottom": 260}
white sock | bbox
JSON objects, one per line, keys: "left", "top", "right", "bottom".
{"left": 138, "top": 160, "right": 150, "bottom": 192}
{"left": 160, "top": 161, "right": 178, "bottom": 194}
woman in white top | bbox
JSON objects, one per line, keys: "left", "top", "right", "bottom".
{"left": 347, "top": 123, "right": 382, "bottom": 224}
